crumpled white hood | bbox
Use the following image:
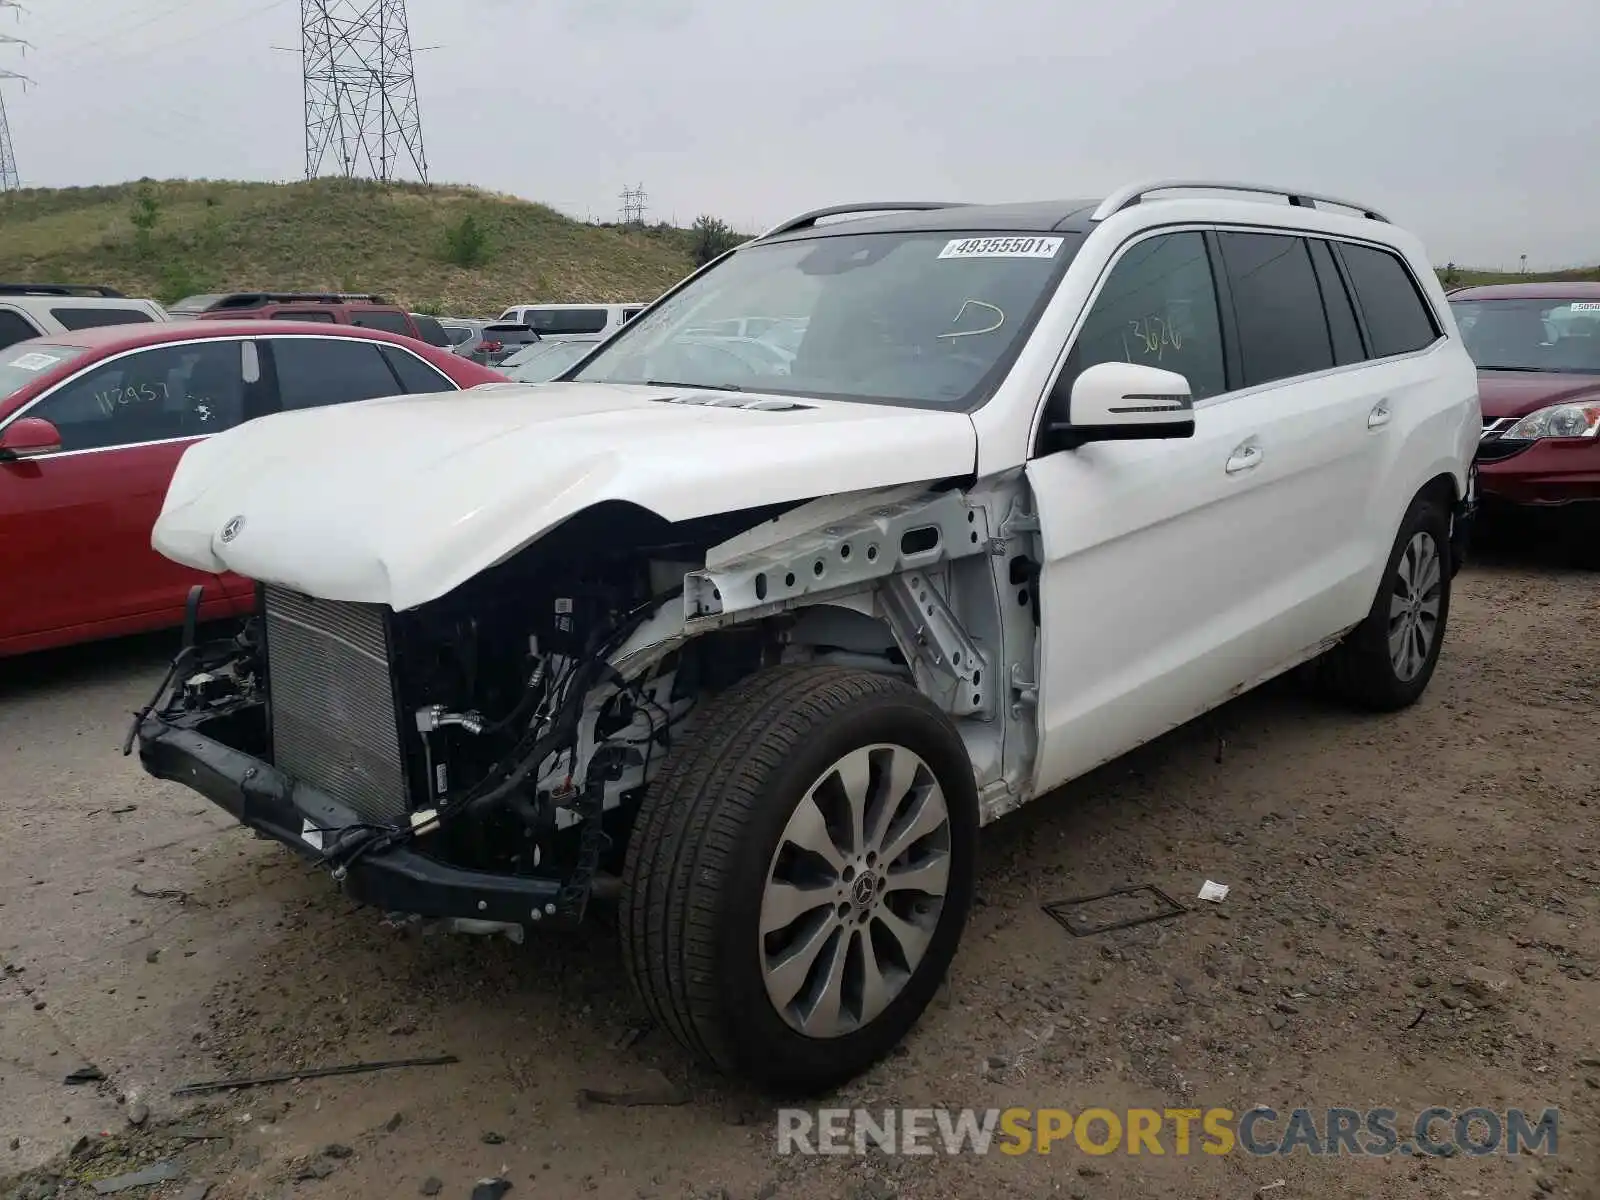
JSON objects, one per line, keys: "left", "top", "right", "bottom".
{"left": 153, "top": 382, "right": 978, "bottom": 611}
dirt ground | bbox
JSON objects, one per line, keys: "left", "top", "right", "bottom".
{"left": 2, "top": 509, "right": 1597, "bottom": 1200}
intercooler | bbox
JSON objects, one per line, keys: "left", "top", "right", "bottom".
{"left": 262, "top": 585, "right": 408, "bottom": 823}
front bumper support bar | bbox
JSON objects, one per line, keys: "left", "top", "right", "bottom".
{"left": 138, "top": 715, "right": 567, "bottom": 927}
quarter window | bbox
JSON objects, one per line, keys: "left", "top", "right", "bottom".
{"left": 1216, "top": 232, "right": 1333, "bottom": 387}
{"left": 1063, "top": 230, "right": 1227, "bottom": 400}
{"left": 381, "top": 345, "right": 455, "bottom": 393}
{"left": 0, "top": 310, "right": 39, "bottom": 352}
{"left": 270, "top": 338, "right": 402, "bottom": 411}
{"left": 1337, "top": 243, "right": 1440, "bottom": 358}
{"left": 30, "top": 341, "right": 245, "bottom": 452}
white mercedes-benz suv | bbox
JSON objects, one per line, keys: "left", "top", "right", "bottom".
{"left": 135, "top": 180, "right": 1480, "bottom": 1092}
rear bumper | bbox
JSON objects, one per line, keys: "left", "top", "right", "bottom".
{"left": 1477, "top": 437, "right": 1600, "bottom": 506}
{"left": 138, "top": 711, "right": 565, "bottom": 926}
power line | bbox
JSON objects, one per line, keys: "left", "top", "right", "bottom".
{"left": 619, "top": 183, "right": 647, "bottom": 226}
{"left": 0, "top": 0, "right": 27, "bottom": 191}
{"left": 302, "top": 0, "right": 428, "bottom": 183}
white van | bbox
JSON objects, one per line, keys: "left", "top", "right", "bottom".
{"left": 495, "top": 302, "right": 647, "bottom": 339}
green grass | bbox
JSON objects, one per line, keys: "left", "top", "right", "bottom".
{"left": 0, "top": 178, "right": 698, "bottom": 315}
{"left": 1438, "top": 265, "right": 1600, "bottom": 289}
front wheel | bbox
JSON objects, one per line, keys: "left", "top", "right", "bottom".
{"left": 1318, "top": 491, "right": 1453, "bottom": 710}
{"left": 619, "top": 665, "right": 977, "bottom": 1094}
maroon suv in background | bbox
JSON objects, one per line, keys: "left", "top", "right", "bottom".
{"left": 1450, "top": 282, "right": 1600, "bottom": 507}
{"left": 167, "top": 291, "right": 446, "bottom": 346}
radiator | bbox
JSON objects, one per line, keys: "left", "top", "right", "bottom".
{"left": 263, "top": 585, "right": 407, "bottom": 823}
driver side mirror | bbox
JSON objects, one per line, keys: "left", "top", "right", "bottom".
{"left": 0, "top": 416, "right": 64, "bottom": 461}
{"left": 1044, "top": 361, "right": 1196, "bottom": 451}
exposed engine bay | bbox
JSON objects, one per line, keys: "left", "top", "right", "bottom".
{"left": 136, "top": 478, "right": 1043, "bottom": 928}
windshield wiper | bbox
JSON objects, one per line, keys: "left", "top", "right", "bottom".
{"left": 644, "top": 379, "right": 744, "bottom": 392}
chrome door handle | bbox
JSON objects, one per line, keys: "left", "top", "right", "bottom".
{"left": 1225, "top": 443, "right": 1262, "bottom": 474}
{"left": 1368, "top": 400, "right": 1393, "bottom": 429}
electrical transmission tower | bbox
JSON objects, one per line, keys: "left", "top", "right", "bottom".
{"left": 301, "top": 0, "right": 427, "bottom": 183}
{"left": 618, "top": 184, "right": 647, "bottom": 226}
{"left": 0, "top": 0, "right": 27, "bottom": 192}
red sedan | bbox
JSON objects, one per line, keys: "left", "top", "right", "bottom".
{"left": 0, "top": 321, "right": 505, "bottom": 656}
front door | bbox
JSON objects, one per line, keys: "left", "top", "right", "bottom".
{"left": 0, "top": 339, "right": 252, "bottom": 649}
{"left": 1027, "top": 229, "right": 1282, "bottom": 791}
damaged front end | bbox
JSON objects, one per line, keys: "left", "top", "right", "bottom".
{"left": 133, "top": 478, "right": 1040, "bottom": 938}
{"left": 132, "top": 502, "right": 796, "bottom": 932}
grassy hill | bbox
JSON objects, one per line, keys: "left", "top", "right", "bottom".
{"left": 0, "top": 178, "right": 698, "bottom": 317}
{"left": 1441, "top": 266, "right": 1600, "bottom": 289}
{"left": 0, "top": 178, "right": 1592, "bottom": 315}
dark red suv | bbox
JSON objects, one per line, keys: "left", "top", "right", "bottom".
{"left": 167, "top": 291, "right": 443, "bottom": 345}
{"left": 1450, "top": 282, "right": 1600, "bottom": 507}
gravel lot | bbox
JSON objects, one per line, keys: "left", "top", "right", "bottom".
{"left": 2, "top": 511, "right": 1597, "bottom": 1200}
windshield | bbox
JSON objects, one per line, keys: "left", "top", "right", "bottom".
{"left": 0, "top": 344, "right": 88, "bottom": 401}
{"left": 1452, "top": 298, "right": 1600, "bottom": 373}
{"left": 571, "top": 230, "right": 1084, "bottom": 410}
{"left": 506, "top": 340, "right": 598, "bottom": 382}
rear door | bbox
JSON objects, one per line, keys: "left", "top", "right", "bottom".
{"left": 0, "top": 338, "right": 254, "bottom": 648}
{"left": 1207, "top": 228, "right": 1385, "bottom": 652}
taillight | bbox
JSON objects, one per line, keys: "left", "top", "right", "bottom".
{"left": 481, "top": 340, "right": 503, "bottom": 354}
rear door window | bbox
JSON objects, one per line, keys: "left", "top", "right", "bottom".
{"left": 0, "top": 309, "right": 40, "bottom": 352}
{"left": 49, "top": 307, "right": 156, "bottom": 331}
{"left": 269, "top": 337, "right": 402, "bottom": 411}
{"left": 1215, "top": 231, "right": 1334, "bottom": 388}
{"left": 1306, "top": 239, "right": 1367, "bottom": 366}
{"left": 1336, "top": 243, "right": 1441, "bottom": 358}
{"left": 272, "top": 310, "right": 337, "bottom": 322}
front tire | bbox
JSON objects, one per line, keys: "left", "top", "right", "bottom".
{"left": 619, "top": 665, "right": 977, "bottom": 1094}
{"left": 1319, "top": 491, "right": 1453, "bottom": 711}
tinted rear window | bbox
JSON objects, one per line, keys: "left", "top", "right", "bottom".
{"left": 1337, "top": 243, "right": 1440, "bottom": 358}
{"left": 1216, "top": 232, "right": 1333, "bottom": 387}
{"left": 50, "top": 306, "right": 155, "bottom": 331}
{"left": 526, "top": 308, "right": 609, "bottom": 335}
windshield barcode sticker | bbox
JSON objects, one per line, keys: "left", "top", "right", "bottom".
{"left": 1570, "top": 301, "right": 1600, "bottom": 313}
{"left": 8, "top": 352, "right": 59, "bottom": 371}
{"left": 938, "top": 236, "right": 1063, "bottom": 260}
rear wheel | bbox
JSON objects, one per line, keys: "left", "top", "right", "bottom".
{"left": 619, "top": 665, "right": 977, "bottom": 1093}
{"left": 1319, "top": 492, "right": 1452, "bottom": 710}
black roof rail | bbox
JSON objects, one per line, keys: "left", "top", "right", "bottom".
{"left": 758, "top": 202, "right": 970, "bottom": 240}
{"left": 202, "top": 291, "right": 391, "bottom": 310}
{"left": 0, "top": 283, "right": 128, "bottom": 297}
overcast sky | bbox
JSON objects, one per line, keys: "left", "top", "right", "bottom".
{"left": 3, "top": 0, "right": 1595, "bottom": 268}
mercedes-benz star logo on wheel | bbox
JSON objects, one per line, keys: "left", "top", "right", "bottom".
{"left": 220, "top": 515, "right": 245, "bottom": 543}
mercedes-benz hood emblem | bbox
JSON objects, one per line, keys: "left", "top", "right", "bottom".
{"left": 220, "top": 515, "right": 245, "bottom": 543}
